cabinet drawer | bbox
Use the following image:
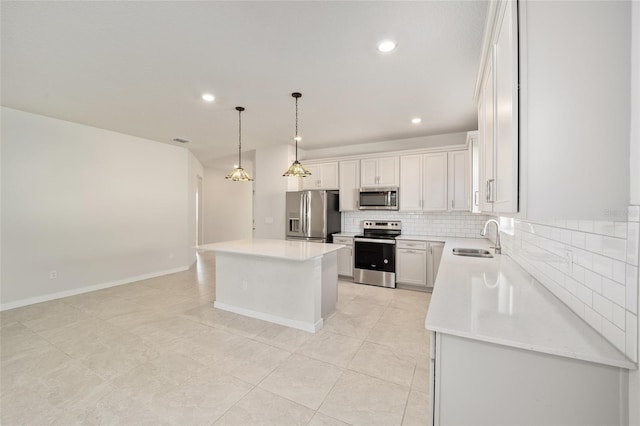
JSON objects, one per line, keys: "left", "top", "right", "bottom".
{"left": 397, "top": 240, "right": 427, "bottom": 250}
{"left": 333, "top": 237, "right": 353, "bottom": 245}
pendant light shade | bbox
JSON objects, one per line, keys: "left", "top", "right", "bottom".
{"left": 283, "top": 92, "right": 312, "bottom": 177}
{"left": 225, "top": 106, "right": 253, "bottom": 182}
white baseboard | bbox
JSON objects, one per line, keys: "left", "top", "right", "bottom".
{"left": 213, "top": 301, "right": 323, "bottom": 333}
{"left": 0, "top": 266, "right": 190, "bottom": 311}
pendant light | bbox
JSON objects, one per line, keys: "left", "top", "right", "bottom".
{"left": 283, "top": 92, "right": 312, "bottom": 177}
{"left": 225, "top": 106, "right": 253, "bottom": 182}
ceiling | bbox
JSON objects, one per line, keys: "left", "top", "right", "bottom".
{"left": 1, "top": 1, "right": 488, "bottom": 167}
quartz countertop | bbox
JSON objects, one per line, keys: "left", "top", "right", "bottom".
{"left": 396, "top": 234, "right": 447, "bottom": 242}
{"left": 425, "top": 238, "right": 635, "bottom": 369}
{"left": 198, "top": 239, "right": 344, "bottom": 262}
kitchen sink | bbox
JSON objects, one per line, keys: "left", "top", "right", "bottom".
{"left": 452, "top": 248, "right": 494, "bottom": 258}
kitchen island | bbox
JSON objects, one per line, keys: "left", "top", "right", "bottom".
{"left": 198, "top": 239, "right": 344, "bottom": 332}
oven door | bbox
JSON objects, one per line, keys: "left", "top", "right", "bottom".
{"left": 353, "top": 238, "right": 396, "bottom": 273}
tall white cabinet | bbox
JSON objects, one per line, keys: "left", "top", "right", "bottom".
{"left": 476, "top": 0, "right": 518, "bottom": 214}
{"left": 300, "top": 162, "right": 339, "bottom": 190}
{"left": 338, "top": 160, "right": 360, "bottom": 211}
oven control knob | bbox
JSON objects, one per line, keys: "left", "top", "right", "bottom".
{"left": 384, "top": 259, "right": 389, "bottom": 264}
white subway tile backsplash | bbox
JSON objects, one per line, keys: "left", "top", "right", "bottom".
{"left": 602, "top": 236, "right": 626, "bottom": 262}
{"left": 594, "top": 221, "right": 616, "bottom": 237}
{"left": 627, "top": 265, "right": 638, "bottom": 314}
{"left": 612, "top": 304, "right": 626, "bottom": 330}
{"left": 579, "top": 220, "right": 594, "bottom": 233}
{"left": 626, "top": 312, "right": 638, "bottom": 362}
{"left": 602, "top": 319, "right": 626, "bottom": 353}
{"left": 629, "top": 206, "right": 640, "bottom": 222}
{"left": 569, "top": 295, "right": 586, "bottom": 319}
{"left": 571, "top": 231, "right": 586, "bottom": 249}
{"left": 627, "top": 222, "right": 639, "bottom": 266}
{"left": 584, "top": 270, "right": 603, "bottom": 294}
{"left": 585, "top": 234, "right": 603, "bottom": 254}
{"left": 614, "top": 222, "right": 627, "bottom": 239}
{"left": 602, "top": 278, "right": 626, "bottom": 307}
{"left": 592, "top": 254, "right": 614, "bottom": 279}
{"left": 584, "top": 306, "right": 603, "bottom": 333}
{"left": 612, "top": 260, "right": 626, "bottom": 285}
{"left": 593, "top": 293, "right": 613, "bottom": 321}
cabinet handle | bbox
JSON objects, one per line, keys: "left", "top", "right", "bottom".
{"left": 486, "top": 180, "right": 491, "bottom": 202}
{"left": 488, "top": 179, "right": 495, "bottom": 203}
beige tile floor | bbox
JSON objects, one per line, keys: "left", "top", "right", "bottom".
{"left": 1, "top": 252, "right": 431, "bottom": 425}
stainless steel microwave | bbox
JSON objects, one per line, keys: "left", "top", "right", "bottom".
{"left": 358, "top": 187, "right": 399, "bottom": 210}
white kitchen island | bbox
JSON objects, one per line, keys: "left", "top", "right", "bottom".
{"left": 198, "top": 239, "right": 344, "bottom": 333}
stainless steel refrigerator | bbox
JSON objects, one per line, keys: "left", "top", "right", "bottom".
{"left": 285, "top": 190, "right": 341, "bottom": 243}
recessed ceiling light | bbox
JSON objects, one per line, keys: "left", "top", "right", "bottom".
{"left": 202, "top": 93, "right": 215, "bottom": 102}
{"left": 377, "top": 40, "right": 396, "bottom": 53}
{"left": 411, "top": 118, "right": 422, "bottom": 124}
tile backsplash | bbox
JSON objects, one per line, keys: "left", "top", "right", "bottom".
{"left": 342, "top": 211, "right": 490, "bottom": 238}
{"left": 498, "top": 205, "right": 640, "bottom": 362}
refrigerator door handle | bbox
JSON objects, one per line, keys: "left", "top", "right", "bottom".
{"left": 300, "top": 193, "right": 306, "bottom": 235}
{"left": 305, "top": 191, "right": 312, "bottom": 236}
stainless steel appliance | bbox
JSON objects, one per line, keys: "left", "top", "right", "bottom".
{"left": 358, "top": 187, "right": 399, "bottom": 210}
{"left": 353, "top": 221, "right": 401, "bottom": 288}
{"left": 285, "top": 190, "right": 341, "bottom": 243}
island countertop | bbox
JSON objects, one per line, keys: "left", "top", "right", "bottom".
{"left": 425, "top": 238, "right": 635, "bottom": 370}
{"left": 198, "top": 238, "right": 344, "bottom": 262}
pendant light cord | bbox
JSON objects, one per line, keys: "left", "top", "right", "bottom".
{"left": 295, "top": 96, "right": 299, "bottom": 161}
{"left": 238, "top": 108, "right": 242, "bottom": 168}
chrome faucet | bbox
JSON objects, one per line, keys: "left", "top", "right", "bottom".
{"left": 480, "top": 219, "right": 502, "bottom": 254}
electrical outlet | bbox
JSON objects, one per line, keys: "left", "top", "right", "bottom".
{"left": 49, "top": 270, "right": 57, "bottom": 279}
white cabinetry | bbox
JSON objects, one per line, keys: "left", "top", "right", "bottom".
{"left": 447, "top": 150, "right": 470, "bottom": 211}
{"left": 333, "top": 236, "right": 353, "bottom": 277}
{"left": 429, "top": 332, "right": 627, "bottom": 425}
{"left": 399, "top": 155, "right": 422, "bottom": 211}
{"left": 423, "top": 153, "right": 448, "bottom": 212}
{"left": 338, "top": 160, "right": 360, "bottom": 211}
{"left": 427, "top": 242, "right": 444, "bottom": 290}
{"left": 400, "top": 151, "right": 471, "bottom": 213}
{"left": 396, "top": 240, "right": 427, "bottom": 287}
{"left": 476, "top": 0, "right": 518, "bottom": 214}
{"left": 360, "top": 157, "right": 399, "bottom": 188}
{"left": 301, "top": 162, "right": 338, "bottom": 190}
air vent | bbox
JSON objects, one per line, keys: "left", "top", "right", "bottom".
{"left": 172, "top": 137, "right": 190, "bottom": 144}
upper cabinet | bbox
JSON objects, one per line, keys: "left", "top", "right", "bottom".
{"left": 339, "top": 160, "right": 360, "bottom": 211}
{"left": 361, "top": 156, "right": 399, "bottom": 188}
{"left": 476, "top": 0, "right": 518, "bottom": 214}
{"left": 400, "top": 150, "right": 470, "bottom": 213}
{"left": 300, "top": 162, "right": 339, "bottom": 190}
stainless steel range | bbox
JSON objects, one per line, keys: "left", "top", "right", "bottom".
{"left": 353, "top": 221, "right": 401, "bottom": 288}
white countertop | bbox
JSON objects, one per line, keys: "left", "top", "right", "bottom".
{"left": 425, "top": 238, "right": 635, "bottom": 369}
{"left": 198, "top": 239, "right": 344, "bottom": 262}
{"left": 332, "top": 232, "right": 359, "bottom": 238}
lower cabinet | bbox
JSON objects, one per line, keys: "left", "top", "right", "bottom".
{"left": 397, "top": 240, "right": 444, "bottom": 291}
{"left": 429, "top": 331, "right": 628, "bottom": 425}
{"left": 334, "top": 236, "right": 353, "bottom": 277}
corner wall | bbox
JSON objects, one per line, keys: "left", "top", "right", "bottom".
{"left": 0, "top": 108, "right": 200, "bottom": 309}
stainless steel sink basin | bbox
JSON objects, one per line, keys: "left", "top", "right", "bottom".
{"left": 452, "top": 248, "right": 494, "bottom": 258}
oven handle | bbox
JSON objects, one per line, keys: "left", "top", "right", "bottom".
{"left": 354, "top": 238, "right": 396, "bottom": 245}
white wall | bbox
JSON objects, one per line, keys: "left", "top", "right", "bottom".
{"left": 302, "top": 132, "right": 468, "bottom": 161}
{"left": 202, "top": 163, "right": 254, "bottom": 243}
{"left": 0, "top": 107, "right": 200, "bottom": 309}
{"left": 187, "top": 151, "right": 204, "bottom": 254}
{"left": 253, "top": 145, "right": 298, "bottom": 239}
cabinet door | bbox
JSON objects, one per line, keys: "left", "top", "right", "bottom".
{"left": 448, "top": 150, "right": 470, "bottom": 211}
{"left": 377, "top": 157, "right": 400, "bottom": 187}
{"left": 339, "top": 160, "right": 360, "bottom": 211}
{"left": 397, "top": 248, "right": 427, "bottom": 286}
{"left": 423, "top": 153, "right": 448, "bottom": 211}
{"left": 427, "top": 242, "right": 445, "bottom": 289}
{"left": 400, "top": 155, "right": 423, "bottom": 211}
{"left": 360, "top": 159, "right": 379, "bottom": 187}
{"left": 319, "top": 162, "right": 339, "bottom": 190}
{"left": 337, "top": 246, "right": 353, "bottom": 277}
{"left": 480, "top": 56, "right": 495, "bottom": 213}
{"left": 493, "top": 0, "right": 518, "bottom": 213}
{"left": 301, "top": 164, "right": 320, "bottom": 190}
